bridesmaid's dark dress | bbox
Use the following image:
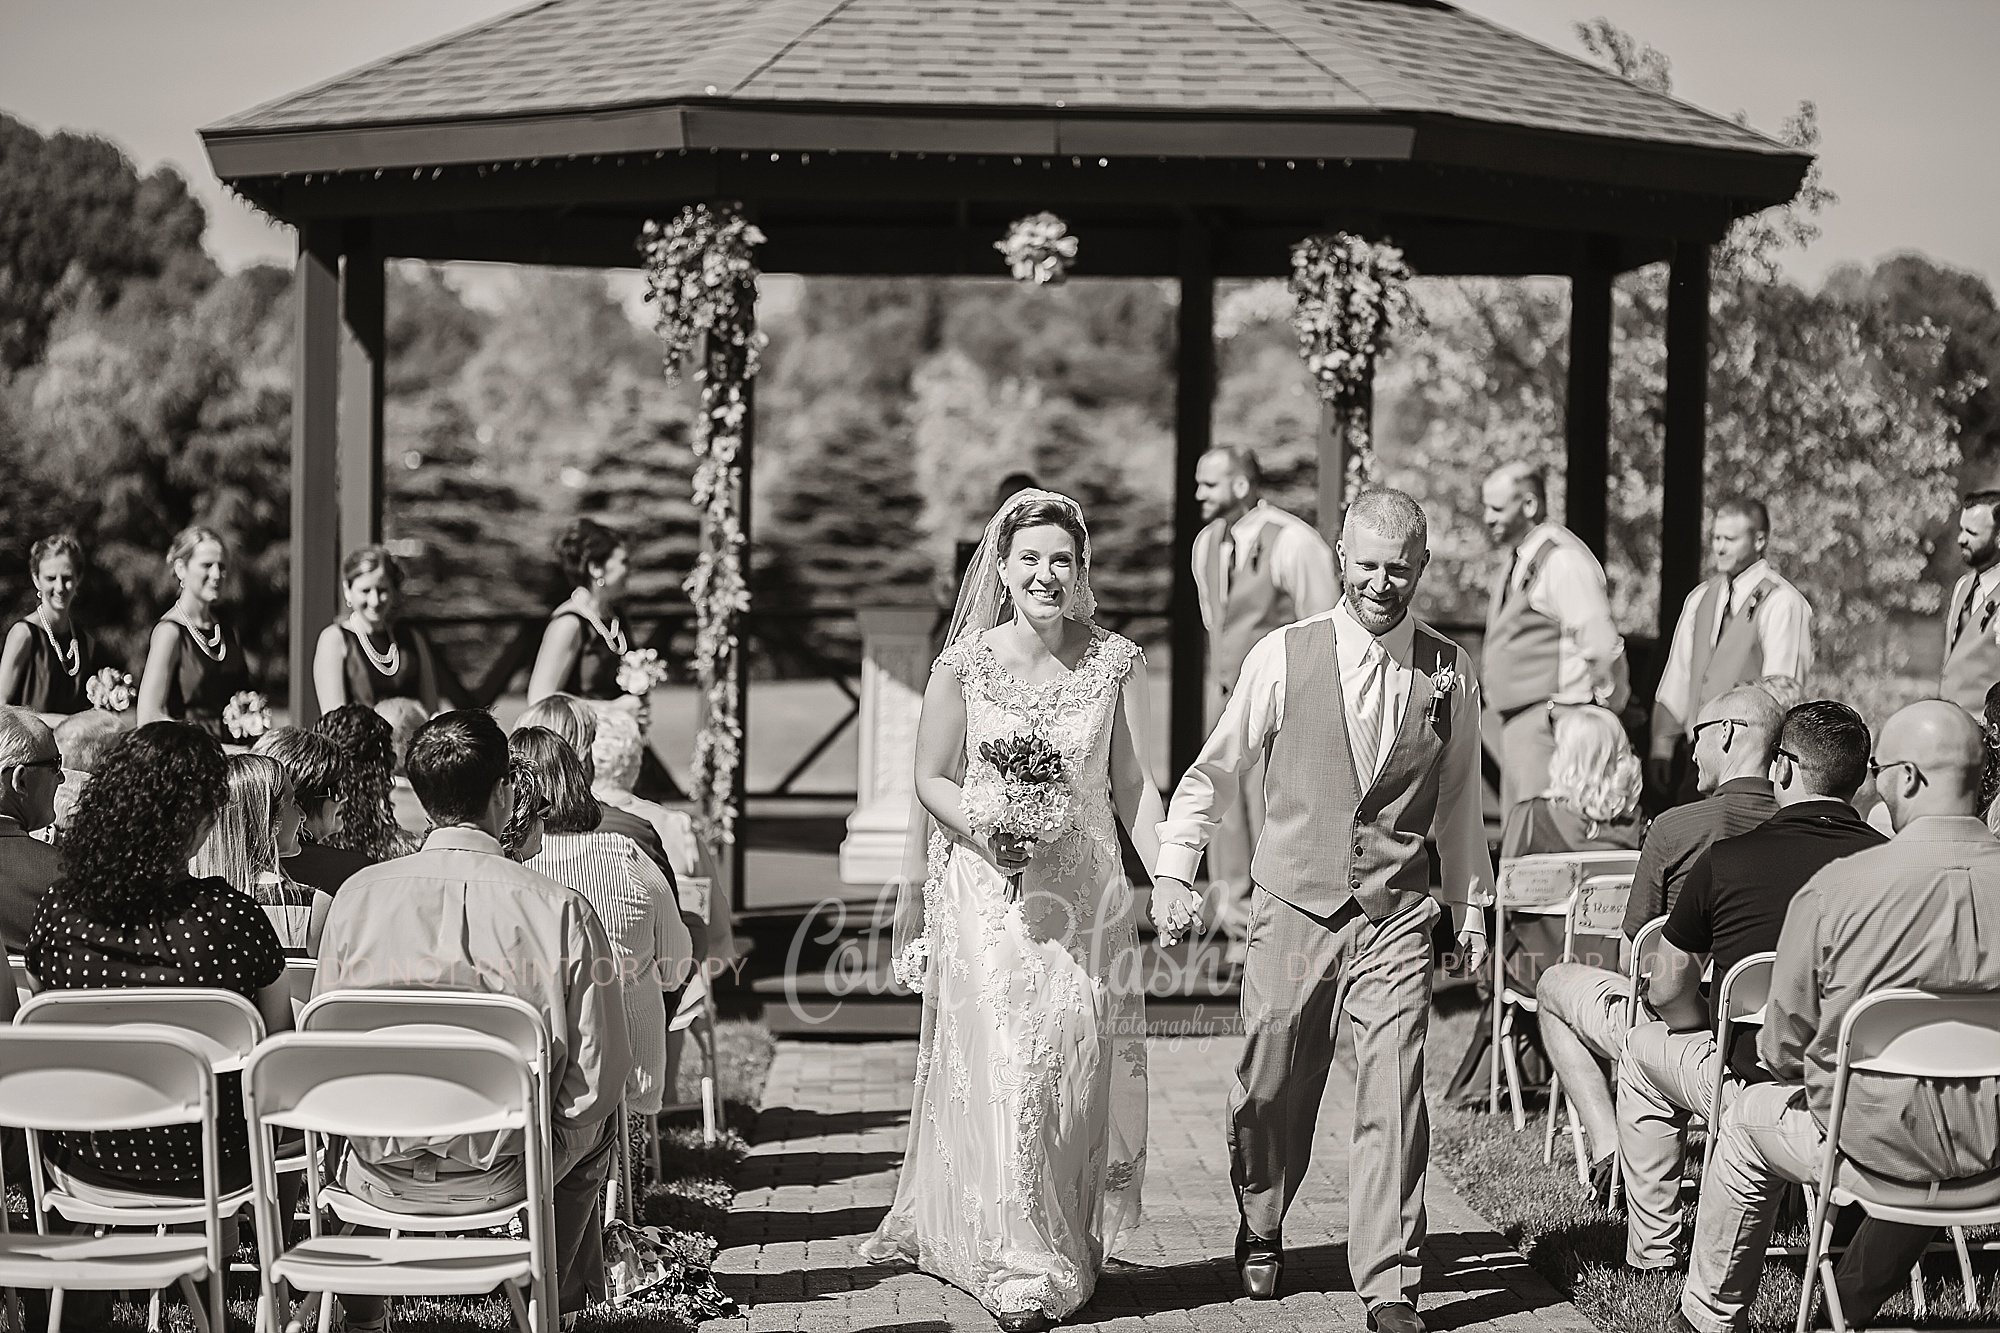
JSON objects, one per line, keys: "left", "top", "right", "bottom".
{"left": 338, "top": 623, "right": 426, "bottom": 706}
{"left": 551, "top": 608, "right": 624, "bottom": 701}
{"left": 4, "top": 619, "right": 98, "bottom": 714}
{"left": 161, "top": 617, "right": 251, "bottom": 737}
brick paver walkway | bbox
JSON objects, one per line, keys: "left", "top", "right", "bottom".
{"left": 703, "top": 1031, "right": 1592, "bottom": 1333}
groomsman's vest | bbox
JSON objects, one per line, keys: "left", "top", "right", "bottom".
{"left": 1941, "top": 572, "right": 2000, "bottom": 714}
{"left": 1685, "top": 574, "right": 1774, "bottom": 727}
{"left": 1253, "top": 616, "right": 1466, "bottom": 920}
{"left": 1482, "top": 531, "right": 1564, "bottom": 717}
{"left": 1205, "top": 521, "right": 1294, "bottom": 694}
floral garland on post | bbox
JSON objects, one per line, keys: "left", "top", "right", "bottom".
{"left": 1288, "top": 233, "right": 1423, "bottom": 494}
{"left": 640, "top": 202, "right": 767, "bottom": 848}
{"left": 996, "top": 212, "right": 1078, "bottom": 285}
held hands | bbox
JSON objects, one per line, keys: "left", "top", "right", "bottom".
{"left": 1150, "top": 875, "right": 1205, "bottom": 947}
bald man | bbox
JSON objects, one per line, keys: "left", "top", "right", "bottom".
{"left": 1159, "top": 487, "right": 1488, "bottom": 1330}
{"left": 1481, "top": 463, "right": 1629, "bottom": 817}
{"left": 1674, "top": 700, "right": 2000, "bottom": 1333}
{"left": 1190, "top": 447, "right": 1338, "bottom": 962}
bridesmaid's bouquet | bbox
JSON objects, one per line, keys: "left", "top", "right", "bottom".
{"left": 223, "top": 690, "right": 272, "bottom": 742}
{"left": 962, "top": 733, "right": 1073, "bottom": 900}
{"left": 85, "top": 667, "right": 134, "bottom": 714}
{"left": 617, "top": 648, "right": 670, "bottom": 697}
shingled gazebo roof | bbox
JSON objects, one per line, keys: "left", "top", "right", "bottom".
{"left": 203, "top": 0, "right": 1809, "bottom": 278}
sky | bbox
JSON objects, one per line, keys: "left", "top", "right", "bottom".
{"left": 2, "top": 0, "right": 1996, "bottom": 295}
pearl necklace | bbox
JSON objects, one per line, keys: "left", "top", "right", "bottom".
{"left": 350, "top": 621, "right": 401, "bottom": 677}
{"left": 568, "top": 598, "right": 628, "bottom": 656}
{"left": 166, "top": 610, "right": 227, "bottom": 662}
{"left": 33, "top": 609, "right": 79, "bottom": 678}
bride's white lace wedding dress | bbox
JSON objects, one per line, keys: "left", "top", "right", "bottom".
{"left": 860, "top": 624, "right": 1149, "bottom": 1320}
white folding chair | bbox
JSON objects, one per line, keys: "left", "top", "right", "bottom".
{"left": 657, "top": 966, "right": 721, "bottom": 1151}
{"left": 1795, "top": 989, "right": 2000, "bottom": 1333}
{"left": 6, "top": 954, "right": 31, "bottom": 1011}
{"left": 1542, "top": 872, "right": 1635, "bottom": 1184}
{"left": 1490, "top": 851, "right": 1640, "bottom": 1129}
{"left": 1702, "top": 951, "right": 1775, "bottom": 1178}
{"left": 244, "top": 1030, "right": 554, "bottom": 1333}
{"left": 282, "top": 957, "right": 318, "bottom": 1024}
{"left": 0, "top": 1027, "right": 229, "bottom": 1333}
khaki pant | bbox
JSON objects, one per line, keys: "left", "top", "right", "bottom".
{"left": 1618, "top": 1020, "right": 1729, "bottom": 1269}
{"left": 1232, "top": 887, "right": 1440, "bottom": 1310}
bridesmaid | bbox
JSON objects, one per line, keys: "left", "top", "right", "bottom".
{"left": 0, "top": 534, "right": 100, "bottom": 718}
{"left": 311, "top": 545, "right": 438, "bottom": 714}
{"left": 527, "top": 518, "right": 643, "bottom": 718}
{"left": 137, "top": 526, "right": 251, "bottom": 735}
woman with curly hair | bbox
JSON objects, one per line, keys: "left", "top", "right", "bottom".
{"left": 24, "top": 722, "right": 290, "bottom": 1199}
{"left": 190, "top": 752, "right": 330, "bottom": 953}
{"left": 314, "top": 704, "right": 420, "bottom": 859}
{"left": 0, "top": 534, "right": 103, "bottom": 719}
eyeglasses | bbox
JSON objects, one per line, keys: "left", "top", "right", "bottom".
{"left": 1867, "top": 757, "right": 1923, "bottom": 786}
{"left": 1691, "top": 718, "right": 1749, "bottom": 746}
{"left": 4, "top": 756, "right": 62, "bottom": 774}
{"left": 1771, "top": 746, "right": 1799, "bottom": 765}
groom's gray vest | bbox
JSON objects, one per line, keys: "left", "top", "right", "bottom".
{"left": 1252, "top": 615, "right": 1468, "bottom": 921}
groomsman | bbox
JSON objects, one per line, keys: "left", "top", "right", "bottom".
{"left": 1190, "top": 447, "right": 1337, "bottom": 960}
{"left": 1940, "top": 488, "right": 2000, "bottom": 714}
{"left": 1158, "top": 487, "right": 1490, "bottom": 1332}
{"left": 1648, "top": 497, "right": 1814, "bottom": 801}
{"left": 1481, "top": 462, "right": 1628, "bottom": 817}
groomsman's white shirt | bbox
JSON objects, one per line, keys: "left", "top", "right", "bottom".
{"left": 1190, "top": 500, "right": 1339, "bottom": 633}
{"left": 1653, "top": 558, "right": 1814, "bottom": 731}
{"left": 1156, "top": 599, "right": 1494, "bottom": 908}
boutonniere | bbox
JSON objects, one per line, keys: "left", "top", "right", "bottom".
{"left": 1425, "top": 665, "right": 1460, "bottom": 724}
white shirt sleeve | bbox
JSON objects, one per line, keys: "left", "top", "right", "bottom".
{"left": 1191, "top": 524, "right": 1219, "bottom": 634}
{"left": 1433, "top": 667, "right": 1496, "bottom": 909}
{"left": 1155, "top": 628, "right": 1288, "bottom": 884}
{"left": 1650, "top": 584, "right": 1706, "bottom": 756}
{"left": 1268, "top": 522, "right": 1340, "bottom": 619}
{"left": 1533, "top": 542, "right": 1628, "bottom": 711}
{"left": 1758, "top": 581, "right": 1814, "bottom": 682}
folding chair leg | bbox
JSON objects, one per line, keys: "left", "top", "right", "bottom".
{"left": 1499, "top": 1020, "right": 1527, "bottom": 1132}
{"left": 1909, "top": 1261, "right": 1927, "bottom": 1320}
{"left": 647, "top": 1110, "right": 663, "bottom": 1176}
{"left": 1569, "top": 1102, "right": 1590, "bottom": 1188}
{"left": 1795, "top": 1186, "right": 1836, "bottom": 1333}
{"left": 45, "top": 1287, "right": 61, "bottom": 1333}
{"left": 1953, "top": 1224, "right": 1976, "bottom": 1311}
{"left": 504, "top": 1278, "right": 530, "bottom": 1333}
{"left": 179, "top": 1274, "right": 213, "bottom": 1333}
{"left": 1542, "top": 1071, "right": 1562, "bottom": 1164}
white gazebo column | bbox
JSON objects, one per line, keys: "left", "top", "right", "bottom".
{"left": 840, "top": 607, "right": 939, "bottom": 884}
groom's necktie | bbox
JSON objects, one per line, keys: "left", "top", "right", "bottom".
{"left": 1349, "top": 638, "right": 1388, "bottom": 783}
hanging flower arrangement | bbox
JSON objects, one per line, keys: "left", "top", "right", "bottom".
{"left": 1288, "top": 233, "right": 1423, "bottom": 487}
{"left": 995, "top": 212, "right": 1079, "bottom": 285}
{"left": 640, "top": 202, "right": 767, "bottom": 849}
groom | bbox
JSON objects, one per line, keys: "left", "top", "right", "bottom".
{"left": 1154, "top": 486, "right": 1492, "bottom": 1333}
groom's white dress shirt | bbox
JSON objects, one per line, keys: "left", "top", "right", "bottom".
{"left": 1156, "top": 600, "right": 1493, "bottom": 909}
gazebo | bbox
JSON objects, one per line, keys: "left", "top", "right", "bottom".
{"left": 202, "top": 0, "right": 1809, "bottom": 874}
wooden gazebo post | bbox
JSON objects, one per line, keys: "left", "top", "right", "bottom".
{"left": 1565, "top": 236, "right": 1616, "bottom": 560}
{"left": 1659, "top": 242, "right": 1712, "bottom": 644}
{"left": 1170, "top": 216, "right": 1215, "bottom": 782}
{"left": 290, "top": 223, "right": 343, "bottom": 729}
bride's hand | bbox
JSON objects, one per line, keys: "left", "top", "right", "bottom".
{"left": 987, "top": 831, "right": 1032, "bottom": 875}
{"left": 1149, "top": 875, "right": 1202, "bottom": 946}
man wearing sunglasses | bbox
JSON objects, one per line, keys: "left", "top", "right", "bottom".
{"left": 0, "top": 705, "right": 63, "bottom": 952}
{"left": 1674, "top": 699, "right": 2000, "bottom": 1333}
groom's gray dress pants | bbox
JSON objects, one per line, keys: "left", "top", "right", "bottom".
{"left": 1230, "top": 884, "right": 1440, "bottom": 1310}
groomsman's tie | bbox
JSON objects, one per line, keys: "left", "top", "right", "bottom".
{"left": 1954, "top": 581, "right": 1975, "bottom": 650}
{"left": 1350, "top": 639, "right": 1388, "bottom": 782}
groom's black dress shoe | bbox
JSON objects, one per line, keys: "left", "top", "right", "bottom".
{"left": 1366, "top": 1302, "right": 1425, "bottom": 1333}
{"left": 1234, "top": 1226, "right": 1283, "bottom": 1300}
{"left": 995, "top": 1311, "right": 1056, "bottom": 1332}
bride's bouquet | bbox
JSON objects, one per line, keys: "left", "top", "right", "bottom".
{"left": 961, "top": 733, "right": 1073, "bottom": 900}
{"left": 84, "top": 667, "right": 134, "bottom": 714}
{"left": 617, "top": 647, "right": 670, "bottom": 697}
{"left": 223, "top": 690, "right": 272, "bottom": 742}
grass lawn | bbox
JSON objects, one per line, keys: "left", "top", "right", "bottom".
{"left": 79, "top": 1018, "right": 778, "bottom": 1332}
{"left": 1425, "top": 988, "right": 1999, "bottom": 1331}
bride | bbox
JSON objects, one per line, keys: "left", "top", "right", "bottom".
{"left": 860, "top": 490, "right": 1184, "bottom": 1330}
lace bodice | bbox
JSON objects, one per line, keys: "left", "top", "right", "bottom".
{"left": 941, "top": 624, "right": 1142, "bottom": 886}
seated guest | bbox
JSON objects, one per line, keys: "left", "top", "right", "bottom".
{"left": 255, "top": 727, "right": 374, "bottom": 894}
{"left": 518, "top": 693, "right": 676, "bottom": 879}
{"left": 1981, "top": 680, "right": 2000, "bottom": 836}
{"left": 0, "top": 706, "right": 63, "bottom": 951}
{"left": 316, "top": 709, "right": 632, "bottom": 1325}
{"left": 192, "top": 752, "right": 330, "bottom": 953}
{"left": 511, "top": 727, "right": 693, "bottom": 1119}
{"left": 375, "top": 695, "right": 431, "bottom": 838}
{"left": 1673, "top": 700, "right": 2000, "bottom": 1333}
{"left": 592, "top": 706, "right": 731, "bottom": 960}
{"left": 48, "top": 709, "right": 124, "bottom": 836}
{"left": 26, "top": 723, "right": 291, "bottom": 1196}
{"left": 314, "top": 703, "right": 419, "bottom": 859}
{"left": 1617, "top": 702, "right": 1883, "bottom": 1273}
{"left": 1534, "top": 685, "right": 1781, "bottom": 1196}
